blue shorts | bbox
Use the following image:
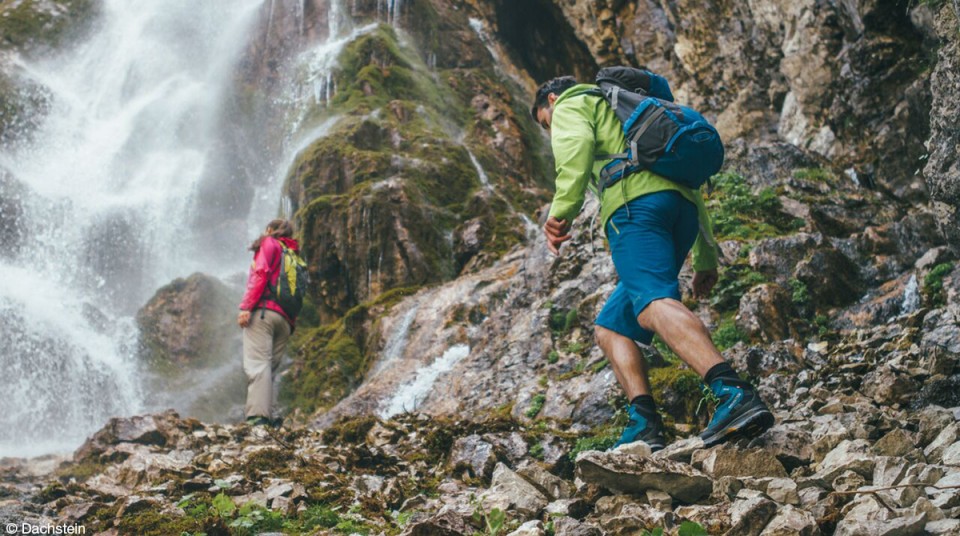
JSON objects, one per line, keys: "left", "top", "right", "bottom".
{"left": 595, "top": 190, "right": 699, "bottom": 344}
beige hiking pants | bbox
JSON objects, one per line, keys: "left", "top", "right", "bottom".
{"left": 243, "top": 309, "right": 291, "bottom": 419}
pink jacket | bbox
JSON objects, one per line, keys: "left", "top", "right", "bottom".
{"left": 239, "top": 236, "right": 300, "bottom": 326}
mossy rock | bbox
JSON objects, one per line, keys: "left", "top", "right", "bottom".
{"left": 0, "top": 0, "right": 98, "bottom": 53}
{"left": 649, "top": 366, "right": 708, "bottom": 427}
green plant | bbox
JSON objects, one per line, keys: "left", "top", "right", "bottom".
{"left": 923, "top": 262, "right": 954, "bottom": 307}
{"left": 590, "top": 358, "right": 609, "bottom": 373}
{"left": 471, "top": 496, "right": 507, "bottom": 536}
{"left": 788, "top": 278, "right": 810, "bottom": 307}
{"left": 707, "top": 172, "right": 801, "bottom": 241}
{"left": 792, "top": 167, "right": 836, "bottom": 183}
{"left": 525, "top": 394, "right": 546, "bottom": 418}
{"left": 710, "top": 265, "right": 767, "bottom": 312}
{"left": 696, "top": 384, "right": 720, "bottom": 417}
{"left": 548, "top": 305, "right": 578, "bottom": 336}
{"left": 678, "top": 521, "right": 709, "bottom": 536}
{"left": 712, "top": 317, "right": 744, "bottom": 351}
{"left": 813, "top": 314, "right": 830, "bottom": 338}
{"left": 547, "top": 350, "right": 559, "bottom": 364}
{"left": 569, "top": 426, "right": 621, "bottom": 461}
{"left": 529, "top": 442, "right": 545, "bottom": 460}
{"left": 564, "top": 340, "right": 585, "bottom": 354}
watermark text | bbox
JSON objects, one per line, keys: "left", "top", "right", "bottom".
{"left": 5, "top": 523, "right": 85, "bottom": 535}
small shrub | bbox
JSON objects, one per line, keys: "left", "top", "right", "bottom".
{"left": 525, "top": 394, "right": 546, "bottom": 418}
{"left": 923, "top": 262, "right": 954, "bottom": 307}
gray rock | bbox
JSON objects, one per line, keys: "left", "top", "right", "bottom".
{"left": 653, "top": 436, "right": 704, "bottom": 463}
{"left": 594, "top": 495, "right": 677, "bottom": 534}
{"left": 673, "top": 503, "right": 732, "bottom": 534}
{"left": 644, "top": 489, "right": 672, "bottom": 511}
{"left": 517, "top": 463, "right": 575, "bottom": 501}
{"left": 759, "top": 505, "right": 821, "bottom": 535}
{"left": 506, "top": 520, "right": 544, "bottom": 536}
{"left": 941, "top": 441, "right": 960, "bottom": 466}
{"left": 925, "top": 518, "right": 960, "bottom": 535}
{"left": 834, "top": 513, "right": 927, "bottom": 536}
{"left": 765, "top": 478, "right": 800, "bottom": 505}
{"left": 832, "top": 470, "right": 867, "bottom": 493}
{"left": 748, "top": 425, "right": 815, "bottom": 469}
{"left": 816, "top": 439, "right": 876, "bottom": 484}
{"left": 872, "top": 429, "right": 917, "bottom": 458}
{"left": 612, "top": 440, "right": 652, "bottom": 457}
{"left": 449, "top": 435, "right": 496, "bottom": 480}
{"left": 692, "top": 444, "right": 788, "bottom": 479}
{"left": 399, "top": 509, "right": 471, "bottom": 536}
{"left": 735, "top": 285, "right": 795, "bottom": 343}
{"left": 551, "top": 517, "right": 602, "bottom": 536}
{"left": 911, "top": 497, "right": 945, "bottom": 522}
{"left": 727, "top": 494, "right": 778, "bottom": 536}
{"left": 924, "top": 423, "right": 960, "bottom": 463}
{"left": 544, "top": 499, "right": 590, "bottom": 520}
{"left": 482, "top": 463, "right": 548, "bottom": 517}
{"left": 873, "top": 457, "right": 909, "bottom": 487}
{"left": 576, "top": 451, "right": 712, "bottom": 503}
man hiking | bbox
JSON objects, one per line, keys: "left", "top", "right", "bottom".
{"left": 532, "top": 75, "right": 774, "bottom": 450}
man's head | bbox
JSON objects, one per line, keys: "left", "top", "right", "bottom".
{"left": 531, "top": 76, "right": 576, "bottom": 131}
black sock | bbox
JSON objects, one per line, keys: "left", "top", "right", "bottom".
{"left": 704, "top": 362, "right": 740, "bottom": 385}
{"left": 630, "top": 394, "right": 657, "bottom": 413}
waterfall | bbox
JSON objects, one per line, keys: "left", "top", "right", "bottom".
{"left": 0, "top": 0, "right": 263, "bottom": 458}
{"left": 379, "top": 344, "right": 470, "bottom": 418}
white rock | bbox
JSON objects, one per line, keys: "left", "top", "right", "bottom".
{"left": 925, "top": 518, "right": 960, "bottom": 535}
{"left": 765, "top": 478, "right": 800, "bottom": 505}
{"left": 507, "top": 520, "right": 545, "bottom": 536}
{"left": 613, "top": 440, "right": 652, "bottom": 457}
{"left": 759, "top": 505, "right": 819, "bottom": 535}
{"left": 924, "top": 423, "right": 960, "bottom": 463}
{"left": 940, "top": 441, "right": 960, "bottom": 466}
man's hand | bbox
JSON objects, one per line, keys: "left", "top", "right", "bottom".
{"left": 238, "top": 310, "right": 251, "bottom": 328}
{"left": 692, "top": 269, "right": 719, "bottom": 299}
{"left": 543, "top": 216, "right": 572, "bottom": 255}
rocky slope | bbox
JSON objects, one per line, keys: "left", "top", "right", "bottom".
{"left": 2, "top": 0, "right": 960, "bottom": 535}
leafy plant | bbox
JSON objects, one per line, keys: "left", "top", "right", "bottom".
{"left": 678, "top": 521, "right": 709, "bottom": 536}
{"left": 525, "top": 394, "right": 546, "bottom": 418}
{"left": 696, "top": 384, "right": 720, "bottom": 417}
{"left": 547, "top": 350, "right": 559, "bottom": 364}
{"left": 712, "top": 317, "right": 744, "bottom": 351}
{"left": 923, "top": 262, "right": 954, "bottom": 307}
{"left": 471, "top": 496, "right": 507, "bottom": 536}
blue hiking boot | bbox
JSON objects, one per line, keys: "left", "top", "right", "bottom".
{"left": 699, "top": 379, "right": 774, "bottom": 447}
{"left": 613, "top": 403, "right": 666, "bottom": 451}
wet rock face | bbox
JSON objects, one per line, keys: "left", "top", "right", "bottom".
{"left": 136, "top": 273, "right": 239, "bottom": 367}
{"left": 924, "top": 6, "right": 960, "bottom": 250}
{"left": 551, "top": 0, "right": 931, "bottom": 198}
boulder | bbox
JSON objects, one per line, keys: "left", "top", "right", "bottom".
{"left": 576, "top": 451, "right": 712, "bottom": 503}
{"left": 759, "top": 505, "right": 821, "bottom": 535}
{"left": 727, "top": 491, "right": 778, "bottom": 536}
{"left": 794, "top": 247, "right": 864, "bottom": 308}
{"left": 551, "top": 517, "right": 602, "bottom": 536}
{"left": 481, "top": 463, "right": 548, "bottom": 517}
{"left": 924, "top": 423, "right": 960, "bottom": 463}
{"left": 136, "top": 273, "right": 239, "bottom": 366}
{"left": 449, "top": 435, "right": 496, "bottom": 480}
{"left": 692, "top": 444, "right": 788, "bottom": 479}
{"left": 736, "top": 284, "right": 796, "bottom": 343}
{"left": 816, "top": 439, "right": 876, "bottom": 484}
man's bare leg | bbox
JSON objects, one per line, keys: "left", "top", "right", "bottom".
{"left": 637, "top": 298, "right": 723, "bottom": 376}
{"left": 594, "top": 325, "right": 651, "bottom": 399}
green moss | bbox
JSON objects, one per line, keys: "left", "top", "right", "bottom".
{"left": 116, "top": 509, "right": 222, "bottom": 536}
{"left": 283, "top": 286, "right": 418, "bottom": 415}
{"left": 547, "top": 350, "right": 559, "bottom": 364}
{"left": 242, "top": 448, "right": 295, "bottom": 480}
{"left": 548, "top": 306, "right": 578, "bottom": 337}
{"left": 707, "top": 172, "right": 803, "bottom": 241}
{"left": 54, "top": 460, "right": 105, "bottom": 482}
{"left": 322, "top": 415, "right": 378, "bottom": 444}
{"left": 569, "top": 424, "right": 621, "bottom": 460}
{"left": 0, "top": 0, "right": 97, "bottom": 51}
{"left": 710, "top": 264, "right": 767, "bottom": 312}
{"left": 712, "top": 316, "right": 744, "bottom": 351}
{"left": 525, "top": 393, "right": 546, "bottom": 418}
{"left": 788, "top": 278, "right": 810, "bottom": 307}
{"left": 923, "top": 262, "right": 954, "bottom": 308}
{"left": 649, "top": 366, "right": 704, "bottom": 425}
{"left": 792, "top": 167, "right": 836, "bottom": 184}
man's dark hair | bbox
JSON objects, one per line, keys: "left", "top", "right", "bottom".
{"left": 531, "top": 76, "right": 577, "bottom": 120}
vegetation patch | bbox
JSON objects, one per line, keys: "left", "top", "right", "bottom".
{"left": 706, "top": 172, "right": 804, "bottom": 241}
{"left": 712, "top": 315, "right": 745, "bottom": 351}
{"left": 923, "top": 262, "right": 954, "bottom": 307}
{"left": 710, "top": 264, "right": 767, "bottom": 313}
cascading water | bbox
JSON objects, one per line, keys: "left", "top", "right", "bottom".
{"left": 0, "top": 0, "right": 264, "bottom": 458}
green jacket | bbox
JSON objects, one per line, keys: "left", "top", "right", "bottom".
{"left": 546, "top": 84, "right": 719, "bottom": 271}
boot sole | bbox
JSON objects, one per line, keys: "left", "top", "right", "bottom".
{"left": 700, "top": 406, "right": 774, "bottom": 447}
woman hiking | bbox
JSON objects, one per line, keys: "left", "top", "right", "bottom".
{"left": 238, "top": 219, "right": 300, "bottom": 427}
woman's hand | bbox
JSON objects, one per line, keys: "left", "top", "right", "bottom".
{"left": 238, "top": 310, "right": 251, "bottom": 328}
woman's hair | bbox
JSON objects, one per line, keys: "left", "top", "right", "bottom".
{"left": 249, "top": 219, "right": 294, "bottom": 251}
